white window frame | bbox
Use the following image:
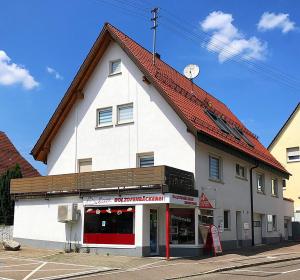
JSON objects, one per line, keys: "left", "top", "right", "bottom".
{"left": 137, "top": 152, "right": 154, "bottom": 168}
{"left": 235, "top": 163, "right": 247, "bottom": 180}
{"left": 256, "top": 173, "right": 265, "bottom": 194}
{"left": 78, "top": 158, "right": 92, "bottom": 173}
{"left": 271, "top": 178, "right": 278, "bottom": 197}
{"left": 117, "top": 103, "right": 134, "bottom": 125}
{"left": 209, "top": 155, "right": 222, "bottom": 182}
{"left": 287, "top": 147, "right": 300, "bottom": 163}
{"left": 96, "top": 106, "right": 113, "bottom": 127}
{"left": 109, "top": 59, "right": 121, "bottom": 76}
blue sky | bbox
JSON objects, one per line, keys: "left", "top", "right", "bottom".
{"left": 0, "top": 0, "right": 299, "bottom": 175}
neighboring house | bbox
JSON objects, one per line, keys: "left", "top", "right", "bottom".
{"left": 0, "top": 131, "right": 39, "bottom": 177}
{"left": 269, "top": 103, "right": 300, "bottom": 220}
{"left": 11, "top": 23, "right": 293, "bottom": 257}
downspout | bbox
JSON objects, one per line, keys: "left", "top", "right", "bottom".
{"left": 250, "top": 162, "right": 259, "bottom": 246}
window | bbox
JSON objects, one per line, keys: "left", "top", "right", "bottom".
{"left": 78, "top": 159, "right": 92, "bottom": 173}
{"left": 97, "top": 107, "right": 112, "bottom": 127}
{"left": 271, "top": 179, "right": 278, "bottom": 197}
{"left": 170, "top": 208, "right": 195, "bottom": 245}
{"left": 267, "top": 214, "right": 277, "bottom": 232}
{"left": 233, "top": 127, "right": 254, "bottom": 147}
{"left": 209, "top": 155, "right": 221, "bottom": 181}
{"left": 206, "top": 110, "right": 230, "bottom": 134}
{"left": 224, "top": 210, "right": 230, "bottom": 230}
{"left": 109, "top": 59, "right": 121, "bottom": 75}
{"left": 117, "top": 103, "right": 133, "bottom": 124}
{"left": 137, "top": 153, "right": 154, "bottom": 168}
{"left": 282, "top": 179, "right": 287, "bottom": 190}
{"left": 83, "top": 206, "right": 135, "bottom": 245}
{"left": 257, "top": 173, "right": 265, "bottom": 193}
{"left": 287, "top": 147, "right": 300, "bottom": 162}
{"left": 236, "top": 163, "right": 246, "bottom": 179}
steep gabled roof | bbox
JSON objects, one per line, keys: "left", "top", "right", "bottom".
{"left": 0, "top": 131, "right": 40, "bottom": 177}
{"left": 31, "top": 23, "right": 288, "bottom": 176}
{"left": 268, "top": 102, "right": 300, "bottom": 150}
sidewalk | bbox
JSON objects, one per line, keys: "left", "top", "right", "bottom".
{"left": 1, "top": 242, "right": 300, "bottom": 280}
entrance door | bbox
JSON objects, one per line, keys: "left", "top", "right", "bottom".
{"left": 253, "top": 213, "right": 262, "bottom": 245}
{"left": 236, "top": 211, "right": 242, "bottom": 248}
{"left": 150, "top": 209, "right": 159, "bottom": 255}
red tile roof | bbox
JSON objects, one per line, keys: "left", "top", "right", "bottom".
{"left": 0, "top": 131, "right": 40, "bottom": 177}
{"left": 31, "top": 23, "right": 288, "bottom": 176}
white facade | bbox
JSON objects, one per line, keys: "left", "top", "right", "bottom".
{"left": 47, "top": 42, "right": 195, "bottom": 176}
{"left": 14, "top": 40, "right": 293, "bottom": 256}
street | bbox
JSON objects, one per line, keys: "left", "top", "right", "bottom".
{"left": 185, "top": 259, "right": 300, "bottom": 280}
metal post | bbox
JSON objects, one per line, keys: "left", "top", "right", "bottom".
{"left": 151, "top": 7, "right": 158, "bottom": 65}
{"left": 166, "top": 203, "right": 170, "bottom": 260}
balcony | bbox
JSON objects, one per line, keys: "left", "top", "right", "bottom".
{"left": 11, "top": 166, "right": 198, "bottom": 198}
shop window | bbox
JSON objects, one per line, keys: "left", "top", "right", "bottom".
{"left": 256, "top": 173, "right": 265, "bottom": 194}
{"left": 199, "top": 209, "right": 214, "bottom": 225}
{"left": 198, "top": 209, "right": 214, "bottom": 245}
{"left": 83, "top": 206, "right": 135, "bottom": 245}
{"left": 78, "top": 159, "right": 92, "bottom": 173}
{"left": 209, "top": 155, "right": 222, "bottom": 181}
{"left": 223, "top": 210, "right": 230, "bottom": 230}
{"left": 271, "top": 179, "right": 278, "bottom": 197}
{"left": 170, "top": 208, "right": 195, "bottom": 245}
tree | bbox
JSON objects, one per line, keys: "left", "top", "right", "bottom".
{"left": 0, "top": 164, "right": 22, "bottom": 225}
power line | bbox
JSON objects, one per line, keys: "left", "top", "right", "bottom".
{"left": 95, "top": 0, "right": 300, "bottom": 91}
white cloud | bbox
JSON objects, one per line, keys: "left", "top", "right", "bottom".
{"left": 201, "top": 11, "right": 267, "bottom": 63}
{"left": 0, "top": 50, "right": 39, "bottom": 90}
{"left": 258, "top": 12, "right": 295, "bottom": 33}
{"left": 46, "top": 66, "right": 63, "bottom": 80}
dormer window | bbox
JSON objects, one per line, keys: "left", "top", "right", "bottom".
{"left": 109, "top": 59, "right": 121, "bottom": 75}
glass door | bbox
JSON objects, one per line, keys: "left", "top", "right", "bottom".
{"left": 150, "top": 209, "right": 158, "bottom": 255}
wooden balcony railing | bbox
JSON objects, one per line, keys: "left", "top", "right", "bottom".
{"left": 11, "top": 166, "right": 198, "bottom": 198}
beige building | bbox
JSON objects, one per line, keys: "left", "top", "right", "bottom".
{"left": 269, "top": 103, "right": 300, "bottom": 219}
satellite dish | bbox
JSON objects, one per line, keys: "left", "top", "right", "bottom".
{"left": 183, "top": 64, "right": 200, "bottom": 80}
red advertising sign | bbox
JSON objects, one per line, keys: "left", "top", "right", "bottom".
{"left": 199, "top": 193, "right": 214, "bottom": 209}
{"left": 210, "top": 225, "right": 223, "bottom": 255}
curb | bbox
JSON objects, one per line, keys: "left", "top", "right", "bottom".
{"left": 164, "top": 255, "right": 300, "bottom": 279}
{"left": 33, "top": 268, "right": 118, "bottom": 280}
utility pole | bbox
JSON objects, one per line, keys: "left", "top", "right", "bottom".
{"left": 151, "top": 7, "right": 158, "bottom": 65}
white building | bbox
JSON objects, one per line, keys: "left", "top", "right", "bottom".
{"left": 11, "top": 23, "right": 293, "bottom": 257}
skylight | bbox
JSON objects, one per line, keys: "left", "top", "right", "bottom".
{"left": 206, "top": 110, "right": 254, "bottom": 148}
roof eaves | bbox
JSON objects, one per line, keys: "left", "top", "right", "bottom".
{"left": 268, "top": 102, "right": 300, "bottom": 150}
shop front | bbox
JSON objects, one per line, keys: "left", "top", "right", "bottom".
{"left": 82, "top": 193, "right": 202, "bottom": 257}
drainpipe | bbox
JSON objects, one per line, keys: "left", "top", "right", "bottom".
{"left": 250, "top": 162, "right": 259, "bottom": 246}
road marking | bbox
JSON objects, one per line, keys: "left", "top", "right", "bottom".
{"left": 0, "top": 262, "right": 41, "bottom": 268}
{"left": 32, "top": 268, "right": 110, "bottom": 280}
{"left": 22, "top": 262, "right": 47, "bottom": 280}
{"left": 282, "top": 267, "right": 300, "bottom": 274}
{"left": 234, "top": 269, "right": 279, "bottom": 274}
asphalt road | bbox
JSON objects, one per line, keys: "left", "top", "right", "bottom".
{"left": 185, "top": 259, "right": 300, "bottom": 280}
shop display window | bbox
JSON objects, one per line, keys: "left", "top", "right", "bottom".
{"left": 84, "top": 206, "right": 135, "bottom": 245}
{"left": 170, "top": 208, "right": 195, "bottom": 245}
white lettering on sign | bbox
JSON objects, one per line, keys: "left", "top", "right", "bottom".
{"left": 84, "top": 194, "right": 165, "bottom": 206}
{"left": 83, "top": 193, "right": 199, "bottom": 206}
